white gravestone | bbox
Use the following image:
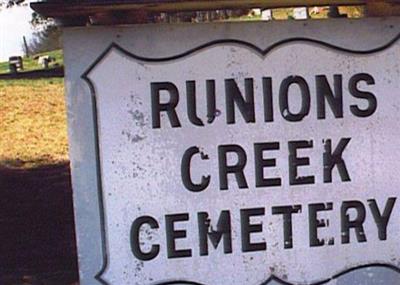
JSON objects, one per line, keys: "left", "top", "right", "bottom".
{"left": 293, "top": 7, "right": 308, "bottom": 20}
{"left": 261, "top": 9, "right": 273, "bottom": 21}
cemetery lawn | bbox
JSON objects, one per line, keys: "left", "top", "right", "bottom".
{"left": 0, "top": 78, "right": 68, "bottom": 168}
{"left": 0, "top": 49, "right": 63, "bottom": 74}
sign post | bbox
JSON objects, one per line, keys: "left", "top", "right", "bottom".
{"left": 33, "top": 2, "right": 400, "bottom": 284}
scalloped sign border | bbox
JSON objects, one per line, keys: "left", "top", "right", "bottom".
{"left": 81, "top": 36, "right": 400, "bottom": 285}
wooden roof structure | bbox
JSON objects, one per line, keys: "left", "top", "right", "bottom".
{"left": 31, "top": 0, "right": 400, "bottom": 25}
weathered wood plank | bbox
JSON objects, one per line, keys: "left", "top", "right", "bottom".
{"left": 366, "top": 0, "right": 400, "bottom": 16}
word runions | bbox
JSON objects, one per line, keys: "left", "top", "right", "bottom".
{"left": 129, "top": 73, "right": 396, "bottom": 261}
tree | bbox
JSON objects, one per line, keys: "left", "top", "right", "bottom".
{"left": 27, "top": 9, "right": 62, "bottom": 54}
{"left": 27, "top": 24, "right": 62, "bottom": 54}
{"left": 0, "top": 0, "right": 25, "bottom": 8}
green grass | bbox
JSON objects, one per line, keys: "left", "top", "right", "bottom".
{"left": 0, "top": 78, "right": 64, "bottom": 87}
{"left": 0, "top": 49, "right": 64, "bottom": 74}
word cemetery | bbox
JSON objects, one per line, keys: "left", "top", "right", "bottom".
{"left": 68, "top": 19, "right": 400, "bottom": 285}
{"left": 131, "top": 72, "right": 395, "bottom": 261}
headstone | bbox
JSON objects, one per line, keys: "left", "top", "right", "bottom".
{"left": 293, "top": 7, "right": 308, "bottom": 19}
{"left": 8, "top": 56, "right": 23, "bottom": 73}
{"left": 261, "top": 9, "right": 273, "bottom": 21}
{"left": 62, "top": 16, "right": 400, "bottom": 285}
{"left": 252, "top": 8, "right": 262, "bottom": 16}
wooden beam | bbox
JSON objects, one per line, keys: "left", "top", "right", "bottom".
{"left": 31, "top": 0, "right": 365, "bottom": 19}
{"left": 366, "top": 0, "right": 400, "bottom": 16}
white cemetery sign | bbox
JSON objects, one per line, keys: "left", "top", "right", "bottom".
{"left": 65, "top": 19, "right": 400, "bottom": 285}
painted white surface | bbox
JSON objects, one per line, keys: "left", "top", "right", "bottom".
{"left": 63, "top": 18, "right": 400, "bottom": 285}
{"left": 87, "top": 38, "right": 399, "bottom": 285}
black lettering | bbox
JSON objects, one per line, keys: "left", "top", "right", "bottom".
{"left": 181, "top": 146, "right": 210, "bottom": 192}
{"left": 240, "top": 208, "right": 267, "bottom": 252}
{"left": 206, "top": 80, "right": 217, "bottom": 124}
{"left": 130, "top": 216, "right": 160, "bottom": 261}
{"left": 309, "top": 203, "right": 334, "bottom": 247}
{"left": 272, "top": 205, "right": 302, "bottom": 249}
{"left": 263, "top": 77, "right": 274, "bottom": 122}
{"left": 316, "top": 75, "right": 343, "bottom": 119}
{"left": 254, "top": 142, "right": 281, "bottom": 187}
{"left": 368, "top": 198, "right": 396, "bottom": 240}
{"left": 288, "top": 140, "right": 315, "bottom": 185}
{"left": 198, "top": 211, "right": 232, "bottom": 256}
{"left": 279, "top": 76, "right": 310, "bottom": 122}
{"left": 166, "top": 213, "right": 192, "bottom": 258}
{"left": 341, "top": 201, "right": 367, "bottom": 244}
{"left": 186, "top": 81, "right": 204, "bottom": 126}
{"left": 323, "top": 138, "right": 351, "bottom": 183}
{"left": 225, "top": 78, "right": 255, "bottom": 124}
{"left": 151, "top": 82, "right": 181, "bottom": 128}
{"left": 349, "top": 73, "right": 377, "bottom": 118}
{"left": 218, "top": 144, "right": 248, "bottom": 190}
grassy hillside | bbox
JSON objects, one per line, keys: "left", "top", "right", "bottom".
{"left": 0, "top": 78, "right": 68, "bottom": 168}
{"left": 0, "top": 50, "right": 63, "bottom": 74}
